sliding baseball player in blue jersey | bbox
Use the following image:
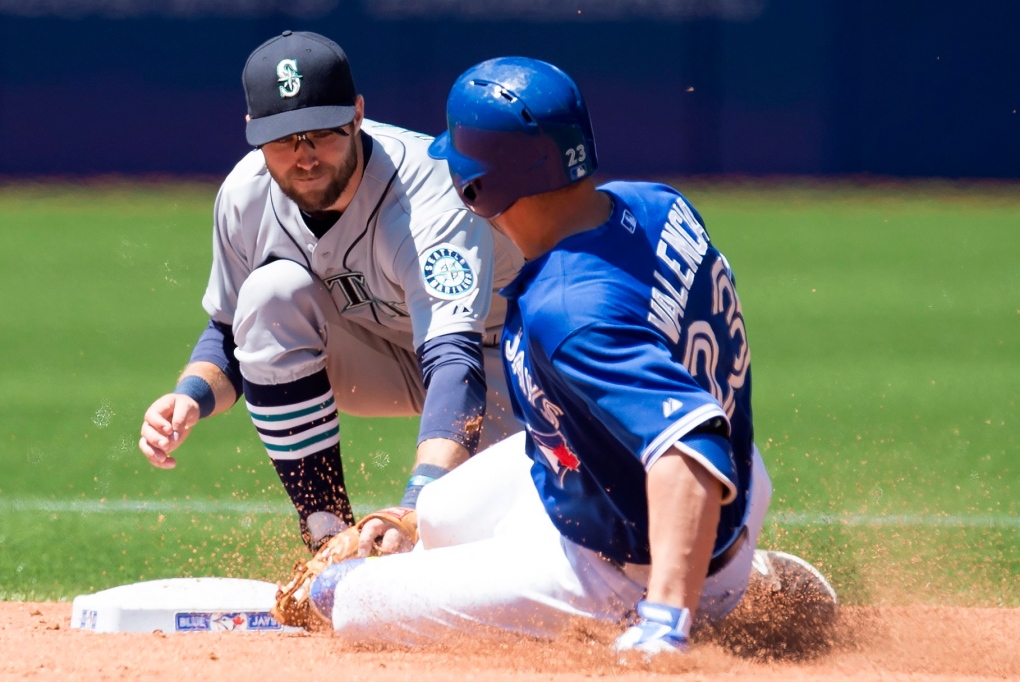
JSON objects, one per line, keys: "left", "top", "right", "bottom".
{"left": 307, "top": 57, "right": 837, "bottom": 657}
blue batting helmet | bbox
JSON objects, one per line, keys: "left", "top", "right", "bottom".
{"left": 428, "top": 57, "right": 598, "bottom": 218}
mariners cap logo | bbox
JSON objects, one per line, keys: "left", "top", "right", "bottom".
{"left": 243, "top": 32, "right": 357, "bottom": 147}
{"left": 277, "top": 59, "right": 302, "bottom": 98}
{"left": 422, "top": 244, "right": 476, "bottom": 300}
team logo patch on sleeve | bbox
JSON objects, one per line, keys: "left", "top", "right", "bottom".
{"left": 422, "top": 244, "right": 477, "bottom": 300}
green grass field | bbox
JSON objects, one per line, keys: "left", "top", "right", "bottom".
{"left": 1, "top": 180, "right": 1016, "bottom": 606}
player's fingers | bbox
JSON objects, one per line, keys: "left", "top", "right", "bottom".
{"left": 138, "top": 437, "right": 177, "bottom": 469}
{"left": 151, "top": 455, "right": 178, "bottom": 470}
{"left": 142, "top": 414, "right": 189, "bottom": 458}
{"left": 170, "top": 396, "right": 200, "bottom": 435}
{"left": 140, "top": 421, "right": 175, "bottom": 454}
{"left": 143, "top": 395, "right": 177, "bottom": 436}
{"left": 378, "top": 527, "right": 414, "bottom": 555}
{"left": 138, "top": 435, "right": 164, "bottom": 461}
{"left": 357, "top": 519, "right": 388, "bottom": 558}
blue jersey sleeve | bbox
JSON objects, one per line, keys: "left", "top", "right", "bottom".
{"left": 552, "top": 323, "right": 738, "bottom": 503}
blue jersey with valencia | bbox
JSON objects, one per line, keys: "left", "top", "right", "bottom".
{"left": 499, "top": 180, "right": 754, "bottom": 565}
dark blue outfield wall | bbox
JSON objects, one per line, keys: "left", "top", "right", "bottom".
{"left": 0, "top": 0, "right": 1017, "bottom": 179}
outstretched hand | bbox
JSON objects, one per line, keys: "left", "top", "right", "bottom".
{"left": 357, "top": 516, "right": 416, "bottom": 557}
{"left": 139, "top": 393, "right": 201, "bottom": 469}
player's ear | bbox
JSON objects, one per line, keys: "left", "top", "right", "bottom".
{"left": 245, "top": 114, "right": 251, "bottom": 123}
{"left": 351, "top": 95, "right": 365, "bottom": 134}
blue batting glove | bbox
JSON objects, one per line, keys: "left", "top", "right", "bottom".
{"left": 613, "top": 600, "right": 692, "bottom": 656}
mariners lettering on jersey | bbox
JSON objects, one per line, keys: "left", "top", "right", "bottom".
{"left": 647, "top": 198, "right": 711, "bottom": 344}
{"left": 277, "top": 59, "right": 302, "bottom": 98}
{"left": 422, "top": 244, "right": 477, "bottom": 300}
{"left": 324, "top": 272, "right": 409, "bottom": 317}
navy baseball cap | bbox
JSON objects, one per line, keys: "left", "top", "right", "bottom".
{"left": 243, "top": 31, "right": 358, "bottom": 147}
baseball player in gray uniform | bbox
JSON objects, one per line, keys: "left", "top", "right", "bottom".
{"left": 138, "top": 31, "right": 524, "bottom": 553}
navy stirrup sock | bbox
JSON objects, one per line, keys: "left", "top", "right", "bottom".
{"left": 243, "top": 370, "right": 354, "bottom": 550}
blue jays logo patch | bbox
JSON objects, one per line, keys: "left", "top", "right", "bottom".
{"left": 422, "top": 245, "right": 476, "bottom": 300}
{"left": 530, "top": 426, "right": 581, "bottom": 486}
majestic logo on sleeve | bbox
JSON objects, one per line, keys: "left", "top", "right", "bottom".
{"left": 277, "top": 59, "right": 302, "bottom": 98}
{"left": 621, "top": 209, "right": 637, "bottom": 234}
{"left": 422, "top": 245, "right": 477, "bottom": 300}
{"left": 662, "top": 397, "right": 684, "bottom": 417}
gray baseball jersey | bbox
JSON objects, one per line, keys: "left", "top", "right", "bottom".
{"left": 202, "top": 119, "right": 524, "bottom": 352}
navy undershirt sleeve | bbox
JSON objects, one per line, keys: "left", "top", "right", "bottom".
{"left": 188, "top": 319, "right": 243, "bottom": 401}
{"left": 416, "top": 332, "right": 487, "bottom": 455}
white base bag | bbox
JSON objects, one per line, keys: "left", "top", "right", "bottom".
{"left": 70, "top": 577, "right": 296, "bottom": 633}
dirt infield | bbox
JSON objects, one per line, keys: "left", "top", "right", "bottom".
{"left": 3, "top": 602, "right": 1018, "bottom": 681}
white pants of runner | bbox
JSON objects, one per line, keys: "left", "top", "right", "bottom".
{"left": 232, "top": 259, "right": 518, "bottom": 449}
{"left": 329, "top": 431, "right": 773, "bottom": 644}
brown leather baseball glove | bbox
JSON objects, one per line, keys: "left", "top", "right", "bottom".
{"left": 270, "top": 507, "right": 418, "bottom": 629}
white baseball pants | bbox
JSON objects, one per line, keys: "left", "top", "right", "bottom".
{"left": 328, "top": 431, "right": 772, "bottom": 644}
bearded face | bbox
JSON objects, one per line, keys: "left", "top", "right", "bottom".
{"left": 269, "top": 133, "right": 359, "bottom": 213}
